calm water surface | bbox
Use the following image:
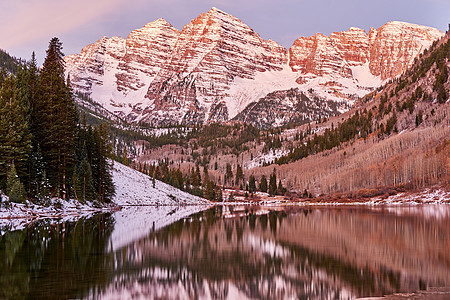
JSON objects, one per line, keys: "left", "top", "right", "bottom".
{"left": 1, "top": 205, "right": 450, "bottom": 299}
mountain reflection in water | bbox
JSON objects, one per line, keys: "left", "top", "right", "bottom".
{"left": 1, "top": 205, "right": 449, "bottom": 299}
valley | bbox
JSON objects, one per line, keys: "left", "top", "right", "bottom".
{"left": 98, "top": 26, "right": 450, "bottom": 202}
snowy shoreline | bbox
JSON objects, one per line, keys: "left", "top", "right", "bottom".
{"left": 219, "top": 187, "right": 450, "bottom": 206}
{"left": 1, "top": 160, "right": 448, "bottom": 233}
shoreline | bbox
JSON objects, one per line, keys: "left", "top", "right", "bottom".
{"left": 2, "top": 187, "right": 449, "bottom": 221}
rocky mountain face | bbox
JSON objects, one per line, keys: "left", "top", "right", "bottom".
{"left": 233, "top": 88, "right": 346, "bottom": 129}
{"left": 290, "top": 21, "right": 443, "bottom": 81}
{"left": 65, "top": 8, "right": 443, "bottom": 127}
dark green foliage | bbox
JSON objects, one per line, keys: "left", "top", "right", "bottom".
{"left": 259, "top": 175, "right": 268, "bottom": 193}
{"left": 0, "top": 49, "right": 22, "bottom": 74}
{"left": 269, "top": 172, "right": 277, "bottom": 196}
{"left": 0, "top": 39, "right": 115, "bottom": 205}
{"left": 278, "top": 180, "right": 286, "bottom": 195}
{"left": 275, "top": 110, "right": 373, "bottom": 165}
{"left": 31, "top": 38, "right": 78, "bottom": 198}
{"left": 225, "top": 163, "right": 233, "bottom": 185}
{"left": 6, "top": 163, "right": 26, "bottom": 203}
{"left": 415, "top": 110, "right": 423, "bottom": 127}
{"left": 248, "top": 175, "right": 256, "bottom": 193}
{"left": 235, "top": 164, "right": 244, "bottom": 185}
{"left": 0, "top": 73, "right": 31, "bottom": 183}
{"left": 384, "top": 111, "right": 397, "bottom": 135}
{"left": 75, "top": 124, "right": 115, "bottom": 202}
{"left": 303, "top": 189, "right": 309, "bottom": 198}
{"left": 75, "top": 158, "right": 95, "bottom": 202}
{"left": 204, "top": 178, "right": 222, "bottom": 202}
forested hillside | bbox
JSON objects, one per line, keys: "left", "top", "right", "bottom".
{"left": 0, "top": 38, "right": 114, "bottom": 205}
{"left": 253, "top": 31, "right": 450, "bottom": 196}
{"left": 0, "top": 49, "right": 22, "bottom": 74}
{"left": 125, "top": 31, "right": 450, "bottom": 199}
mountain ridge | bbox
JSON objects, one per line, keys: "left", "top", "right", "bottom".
{"left": 64, "top": 7, "right": 443, "bottom": 128}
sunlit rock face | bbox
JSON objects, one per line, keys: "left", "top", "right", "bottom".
{"left": 65, "top": 9, "right": 443, "bottom": 127}
{"left": 289, "top": 21, "right": 443, "bottom": 80}
{"left": 143, "top": 7, "right": 288, "bottom": 125}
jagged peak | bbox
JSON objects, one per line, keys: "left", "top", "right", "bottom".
{"left": 380, "top": 21, "right": 443, "bottom": 33}
{"left": 208, "top": 7, "right": 224, "bottom": 14}
{"left": 203, "top": 6, "right": 240, "bottom": 23}
{"left": 383, "top": 20, "right": 423, "bottom": 27}
{"left": 348, "top": 27, "right": 366, "bottom": 33}
{"left": 144, "top": 18, "right": 176, "bottom": 29}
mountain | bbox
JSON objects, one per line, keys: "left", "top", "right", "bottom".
{"left": 128, "top": 30, "right": 449, "bottom": 200}
{"left": 0, "top": 49, "right": 22, "bottom": 74}
{"left": 65, "top": 8, "right": 443, "bottom": 127}
{"left": 232, "top": 88, "right": 345, "bottom": 129}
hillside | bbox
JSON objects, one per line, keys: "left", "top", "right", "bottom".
{"left": 0, "top": 49, "right": 21, "bottom": 74}
{"left": 112, "top": 161, "right": 209, "bottom": 205}
{"left": 250, "top": 30, "right": 450, "bottom": 196}
{"left": 128, "top": 30, "right": 449, "bottom": 199}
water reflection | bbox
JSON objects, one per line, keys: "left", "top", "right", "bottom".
{"left": 100, "top": 205, "right": 450, "bottom": 299}
{"left": 1, "top": 205, "right": 449, "bottom": 299}
{"left": 0, "top": 214, "right": 114, "bottom": 300}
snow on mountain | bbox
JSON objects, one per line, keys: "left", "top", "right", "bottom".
{"left": 112, "top": 161, "right": 209, "bottom": 206}
{"left": 65, "top": 8, "right": 444, "bottom": 127}
{"left": 141, "top": 7, "right": 288, "bottom": 125}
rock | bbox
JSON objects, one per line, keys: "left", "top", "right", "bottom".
{"left": 65, "top": 9, "right": 443, "bottom": 127}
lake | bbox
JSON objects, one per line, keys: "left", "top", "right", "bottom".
{"left": 1, "top": 205, "right": 449, "bottom": 299}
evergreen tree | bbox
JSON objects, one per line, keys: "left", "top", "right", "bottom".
{"left": 78, "top": 158, "right": 95, "bottom": 202}
{"left": 303, "top": 189, "right": 308, "bottom": 198}
{"left": 192, "top": 164, "right": 201, "bottom": 187}
{"left": 0, "top": 74, "right": 31, "bottom": 183}
{"left": 28, "top": 144, "right": 45, "bottom": 198}
{"left": 235, "top": 164, "right": 243, "bottom": 186}
{"left": 6, "top": 163, "right": 26, "bottom": 203}
{"left": 91, "top": 124, "right": 115, "bottom": 202}
{"left": 269, "top": 172, "right": 277, "bottom": 196}
{"left": 34, "top": 38, "right": 78, "bottom": 198}
{"left": 278, "top": 179, "right": 286, "bottom": 195}
{"left": 225, "top": 163, "right": 233, "bottom": 185}
{"left": 260, "top": 175, "right": 268, "bottom": 193}
{"left": 248, "top": 175, "right": 256, "bottom": 193}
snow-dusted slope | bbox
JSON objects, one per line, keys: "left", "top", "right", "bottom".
{"left": 65, "top": 8, "right": 444, "bottom": 127}
{"left": 109, "top": 205, "right": 210, "bottom": 250}
{"left": 112, "top": 161, "right": 210, "bottom": 206}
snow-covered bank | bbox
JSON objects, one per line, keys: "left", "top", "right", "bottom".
{"left": 220, "top": 188, "right": 450, "bottom": 206}
{"left": 0, "top": 161, "right": 210, "bottom": 232}
{"left": 0, "top": 194, "right": 117, "bottom": 231}
{"left": 109, "top": 205, "right": 211, "bottom": 250}
{"left": 112, "top": 161, "right": 209, "bottom": 206}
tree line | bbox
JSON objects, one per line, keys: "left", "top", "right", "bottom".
{"left": 0, "top": 38, "right": 114, "bottom": 205}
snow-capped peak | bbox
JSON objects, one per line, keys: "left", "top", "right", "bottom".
{"left": 64, "top": 9, "right": 444, "bottom": 128}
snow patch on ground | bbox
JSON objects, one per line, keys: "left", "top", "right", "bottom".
{"left": 109, "top": 205, "right": 210, "bottom": 251}
{"left": 112, "top": 161, "right": 210, "bottom": 206}
{"left": 245, "top": 149, "right": 289, "bottom": 168}
{"left": 1, "top": 161, "right": 210, "bottom": 232}
{"left": 0, "top": 195, "right": 115, "bottom": 232}
{"left": 350, "top": 63, "right": 383, "bottom": 87}
{"left": 225, "top": 65, "right": 299, "bottom": 119}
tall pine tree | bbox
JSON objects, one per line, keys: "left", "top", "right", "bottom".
{"left": 0, "top": 74, "right": 31, "bottom": 186}
{"left": 35, "top": 38, "right": 78, "bottom": 198}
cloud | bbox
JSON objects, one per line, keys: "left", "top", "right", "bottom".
{"left": 0, "top": 0, "right": 126, "bottom": 49}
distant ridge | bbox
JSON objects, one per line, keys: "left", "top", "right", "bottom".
{"left": 64, "top": 8, "right": 443, "bottom": 128}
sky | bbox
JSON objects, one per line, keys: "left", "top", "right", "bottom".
{"left": 1, "top": 0, "right": 449, "bottom": 64}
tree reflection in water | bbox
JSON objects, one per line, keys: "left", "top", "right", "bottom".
{"left": 1, "top": 205, "right": 449, "bottom": 299}
{"left": 0, "top": 214, "right": 114, "bottom": 300}
{"left": 100, "top": 205, "right": 450, "bottom": 299}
